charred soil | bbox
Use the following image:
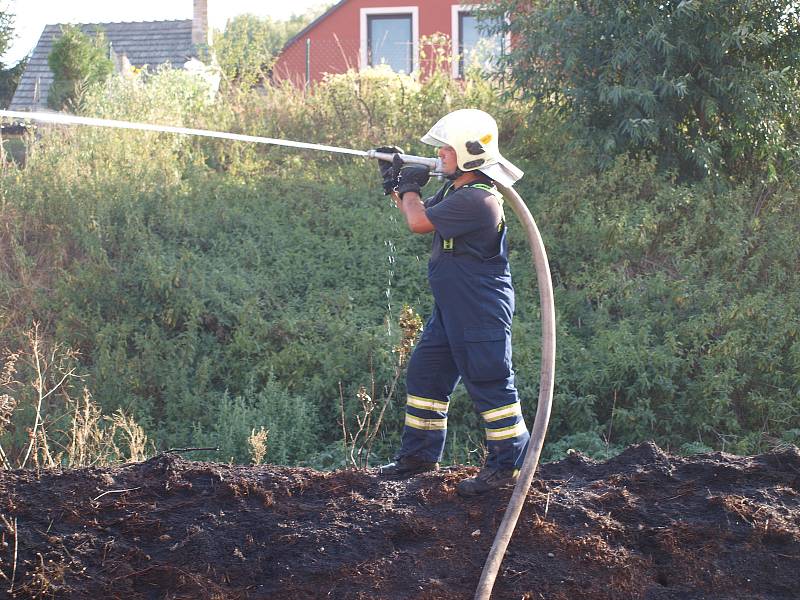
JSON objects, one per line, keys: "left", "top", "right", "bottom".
{"left": 1, "top": 442, "right": 799, "bottom": 599}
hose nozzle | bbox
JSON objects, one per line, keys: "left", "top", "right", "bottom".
{"left": 367, "top": 149, "right": 444, "bottom": 177}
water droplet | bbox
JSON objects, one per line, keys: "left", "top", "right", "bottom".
{"left": 384, "top": 238, "right": 398, "bottom": 336}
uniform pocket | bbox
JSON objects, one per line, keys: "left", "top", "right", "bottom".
{"left": 463, "top": 326, "right": 512, "bottom": 382}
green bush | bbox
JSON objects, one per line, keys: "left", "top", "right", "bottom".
{"left": 0, "top": 56, "right": 27, "bottom": 108}
{"left": 516, "top": 145, "right": 800, "bottom": 456}
{"left": 1, "top": 57, "right": 798, "bottom": 467}
{"left": 190, "top": 376, "right": 320, "bottom": 465}
{"left": 212, "top": 9, "right": 326, "bottom": 88}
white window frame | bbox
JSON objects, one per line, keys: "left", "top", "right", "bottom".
{"left": 451, "top": 4, "right": 511, "bottom": 78}
{"left": 360, "top": 6, "right": 420, "bottom": 74}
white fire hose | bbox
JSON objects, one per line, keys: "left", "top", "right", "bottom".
{"left": 0, "top": 109, "right": 556, "bottom": 599}
{"left": 474, "top": 181, "right": 555, "bottom": 599}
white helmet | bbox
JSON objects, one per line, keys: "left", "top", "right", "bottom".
{"left": 421, "top": 108, "right": 523, "bottom": 186}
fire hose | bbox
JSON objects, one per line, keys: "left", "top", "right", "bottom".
{"left": 0, "top": 109, "right": 556, "bottom": 599}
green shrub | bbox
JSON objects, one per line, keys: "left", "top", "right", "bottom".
{"left": 2, "top": 55, "right": 798, "bottom": 467}
{"left": 542, "top": 431, "right": 623, "bottom": 462}
{"left": 514, "top": 145, "right": 800, "bottom": 456}
{"left": 190, "top": 376, "right": 319, "bottom": 465}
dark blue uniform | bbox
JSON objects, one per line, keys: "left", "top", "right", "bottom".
{"left": 399, "top": 178, "right": 529, "bottom": 470}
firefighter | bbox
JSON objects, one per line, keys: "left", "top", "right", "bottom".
{"left": 376, "top": 109, "right": 528, "bottom": 496}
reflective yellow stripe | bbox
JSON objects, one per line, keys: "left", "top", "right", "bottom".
{"left": 485, "top": 420, "right": 527, "bottom": 441}
{"left": 481, "top": 402, "right": 522, "bottom": 423}
{"left": 407, "top": 394, "right": 449, "bottom": 412}
{"left": 405, "top": 413, "right": 447, "bottom": 431}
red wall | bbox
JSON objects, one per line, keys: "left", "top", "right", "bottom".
{"left": 273, "top": 0, "right": 488, "bottom": 85}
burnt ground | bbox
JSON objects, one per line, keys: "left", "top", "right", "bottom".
{"left": 0, "top": 442, "right": 799, "bottom": 600}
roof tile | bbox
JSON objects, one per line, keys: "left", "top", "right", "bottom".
{"left": 10, "top": 20, "right": 195, "bottom": 111}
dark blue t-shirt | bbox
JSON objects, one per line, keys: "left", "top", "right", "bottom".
{"left": 424, "top": 181, "right": 505, "bottom": 262}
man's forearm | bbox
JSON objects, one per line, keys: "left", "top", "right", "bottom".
{"left": 395, "top": 191, "right": 435, "bottom": 233}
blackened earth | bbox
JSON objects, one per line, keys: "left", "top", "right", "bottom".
{"left": 1, "top": 442, "right": 799, "bottom": 599}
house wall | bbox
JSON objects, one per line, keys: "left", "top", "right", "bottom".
{"left": 272, "top": 0, "right": 488, "bottom": 85}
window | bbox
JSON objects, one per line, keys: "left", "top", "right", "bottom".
{"left": 452, "top": 6, "right": 506, "bottom": 78}
{"left": 368, "top": 14, "right": 412, "bottom": 72}
{"left": 360, "top": 7, "right": 419, "bottom": 74}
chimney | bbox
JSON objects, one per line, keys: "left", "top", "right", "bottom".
{"left": 192, "top": 0, "right": 210, "bottom": 46}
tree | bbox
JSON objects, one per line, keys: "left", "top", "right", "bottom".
{"left": 0, "top": 7, "right": 22, "bottom": 109}
{"left": 213, "top": 15, "right": 288, "bottom": 87}
{"left": 0, "top": 56, "right": 26, "bottom": 108}
{"left": 0, "top": 7, "right": 13, "bottom": 68}
{"left": 213, "top": 5, "right": 330, "bottom": 88}
{"left": 47, "top": 25, "right": 114, "bottom": 111}
{"left": 488, "top": 0, "right": 800, "bottom": 180}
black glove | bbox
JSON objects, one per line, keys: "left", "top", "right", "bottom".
{"left": 396, "top": 165, "right": 431, "bottom": 199}
{"left": 374, "top": 145, "right": 404, "bottom": 195}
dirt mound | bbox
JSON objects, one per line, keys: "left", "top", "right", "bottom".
{"left": 1, "top": 442, "right": 799, "bottom": 599}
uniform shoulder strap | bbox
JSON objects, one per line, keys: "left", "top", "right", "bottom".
{"left": 464, "top": 182, "right": 504, "bottom": 203}
{"left": 463, "top": 182, "right": 505, "bottom": 230}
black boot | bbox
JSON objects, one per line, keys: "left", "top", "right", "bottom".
{"left": 378, "top": 456, "right": 439, "bottom": 479}
{"left": 457, "top": 467, "right": 519, "bottom": 497}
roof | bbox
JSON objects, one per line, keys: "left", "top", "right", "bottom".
{"left": 10, "top": 20, "right": 194, "bottom": 111}
{"left": 280, "top": 0, "right": 348, "bottom": 53}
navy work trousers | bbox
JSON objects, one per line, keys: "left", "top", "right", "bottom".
{"left": 398, "top": 250, "right": 529, "bottom": 469}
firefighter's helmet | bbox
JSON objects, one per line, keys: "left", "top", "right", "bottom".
{"left": 421, "top": 109, "right": 523, "bottom": 186}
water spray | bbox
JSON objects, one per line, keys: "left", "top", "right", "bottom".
{"left": 0, "top": 110, "right": 443, "bottom": 175}
{"left": 0, "top": 108, "right": 555, "bottom": 600}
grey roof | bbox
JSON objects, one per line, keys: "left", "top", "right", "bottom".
{"left": 10, "top": 20, "right": 194, "bottom": 111}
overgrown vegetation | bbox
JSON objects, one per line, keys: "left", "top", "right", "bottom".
{"left": 0, "top": 4, "right": 798, "bottom": 469}
{"left": 0, "top": 323, "right": 149, "bottom": 470}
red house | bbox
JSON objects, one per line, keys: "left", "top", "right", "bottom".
{"left": 273, "top": 0, "right": 505, "bottom": 85}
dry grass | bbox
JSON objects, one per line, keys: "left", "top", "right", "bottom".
{"left": 339, "top": 304, "right": 423, "bottom": 469}
{"left": 0, "top": 323, "right": 150, "bottom": 470}
{"left": 248, "top": 426, "right": 269, "bottom": 465}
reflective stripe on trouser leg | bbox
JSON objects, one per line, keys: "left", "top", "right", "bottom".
{"left": 485, "top": 420, "right": 528, "bottom": 441}
{"left": 399, "top": 306, "right": 460, "bottom": 462}
{"left": 481, "top": 401, "right": 522, "bottom": 424}
{"left": 401, "top": 396, "right": 450, "bottom": 463}
{"left": 484, "top": 416, "right": 529, "bottom": 469}
{"left": 405, "top": 401, "right": 448, "bottom": 431}
{"left": 462, "top": 376, "right": 529, "bottom": 470}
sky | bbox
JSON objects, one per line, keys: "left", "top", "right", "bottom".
{"left": 2, "top": 0, "right": 332, "bottom": 66}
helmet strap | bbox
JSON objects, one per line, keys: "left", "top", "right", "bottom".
{"left": 446, "top": 168, "right": 464, "bottom": 181}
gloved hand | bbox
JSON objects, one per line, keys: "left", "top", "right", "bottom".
{"left": 374, "top": 145, "right": 404, "bottom": 195}
{"left": 396, "top": 165, "right": 431, "bottom": 200}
